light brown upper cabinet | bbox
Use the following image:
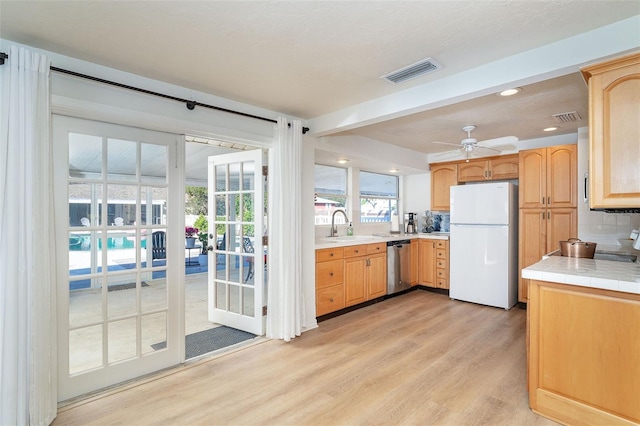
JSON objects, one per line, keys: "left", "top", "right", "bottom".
{"left": 457, "top": 154, "right": 519, "bottom": 183}
{"left": 582, "top": 53, "right": 640, "bottom": 209}
{"left": 430, "top": 163, "right": 457, "bottom": 211}
{"left": 519, "top": 145, "right": 577, "bottom": 209}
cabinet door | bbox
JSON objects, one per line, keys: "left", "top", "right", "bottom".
{"left": 519, "top": 148, "right": 546, "bottom": 208}
{"left": 518, "top": 209, "right": 546, "bottom": 302}
{"left": 546, "top": 208, "right": 577, "bottom": 253}
{"left": 367, "top": 254, "right": 387, "bottom": 299}
{"left": 585, "top": 54, "right": 640, "bottom": 208}
{"left": 418, "top": 239, "right": 436, "bottom": 287}
{"left": 457, "top": 160, "right": 488, "bottom": 182}
{"left": 489, "top": 155, "right": 519, "bottom": 180}
{"left": 315, "top": 259, "right": 344, "bottom": 289}
{"left": 547, "top": 144, "right": 577, "bottom": 208}
{"left": 430, "top": 164, "right": 457, "bottom": 211}
{"left": 344, "top": 257, "right": 366, "bottom": 306}
{"left": 410, "top": 240, "right": 418, "bottom": 285}
{"left": 316, "top": 285, "right": 345, "bottom": 316}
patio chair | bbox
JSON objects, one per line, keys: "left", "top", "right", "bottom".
{"left": 243, "top": 237, "right": 254, "bottom": 283}
{"left": 114, "top": 217, "right": 124, "bottom": 226}
{"left": 152, "top": 231, "right": 166, "bottom": 260}
{"left": 80, "top": 217, "right": 90, "bottom": 227}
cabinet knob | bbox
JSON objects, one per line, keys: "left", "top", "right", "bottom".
{"left": 329, "top": 272, "right": 334, "bottom": 276}
{"left": 355, "top": 249, "right": 359, "bottom": 253}
{"left": 329, "top": 297, "right": 334, "bottom": 302}
{"left": 330, "top": 253, "right": 334, "bottom": 257}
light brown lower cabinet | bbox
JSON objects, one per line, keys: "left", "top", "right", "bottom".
{"left": 410, "top": 239, "right": 418, "bottom": 285}
{"left": 344, "top": 243, "right": 386, "bottom": 307}
{"left": 316, "top": 243, "right": 387, "bottom": 316}
{"left": 435, "top": 240, "right": 449, "bottom": 289}
{"left": 528, "top": 279, "right": 640, "bottom": 425}
{"left": 418, "top": 239, "right": 436, "bottom": 287}
{"left": 315, "top": 247, "right": 345, "bottom": 316}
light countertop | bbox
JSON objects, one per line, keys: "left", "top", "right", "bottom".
{"left": 522, "top": 248, "right": 640, "bottom": 295}
{"left": 315, "top": 232, "right": 449, "bottom": 250}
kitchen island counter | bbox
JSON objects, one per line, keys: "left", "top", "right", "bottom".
{"left": 522, "top": 251, "right": 640, "bottom": 295}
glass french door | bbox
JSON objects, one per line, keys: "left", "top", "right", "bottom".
{"left": 53, "top": 115, "right": 182, "bottom": 401}
{"left": 208, "top": 150, "right": 265, "bottom": 335}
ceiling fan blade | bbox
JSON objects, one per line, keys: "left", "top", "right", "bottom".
{"left": 474, "top": 145, "right": 501, "bottom": 153}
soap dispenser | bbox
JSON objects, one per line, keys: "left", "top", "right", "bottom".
{"left": 347, "top": 222, "right": 354, "bottom": 236}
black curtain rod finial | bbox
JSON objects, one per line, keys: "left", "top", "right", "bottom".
{"left": 186, "top": 100, "right": 196, "bottom": 110}
{"left": 0, "top": 52, "right": 8, "bottom": 65}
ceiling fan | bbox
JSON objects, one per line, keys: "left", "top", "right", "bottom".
{"left": 433, "top": 125, "right": 513, "bottom": 162}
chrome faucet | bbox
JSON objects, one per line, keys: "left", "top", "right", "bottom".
{"left": 330, "top": 209, "right": 349, "bottom": 237}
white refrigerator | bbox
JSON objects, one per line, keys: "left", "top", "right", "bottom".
{"left": 449, "top": 182, "right": 518, "bottom": 309}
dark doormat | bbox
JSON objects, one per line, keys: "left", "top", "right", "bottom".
{"left": 151, "top": 326, "right": 256, "bottom": 359}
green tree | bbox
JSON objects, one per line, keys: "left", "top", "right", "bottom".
{"left": 185, "top": 186, "right": 207, "bottom": 215}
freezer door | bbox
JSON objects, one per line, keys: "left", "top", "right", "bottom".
{"left": 449, "top": 224, "right": 517, "bottom": 309}
{"left": 450, "top": 183, "right": 512, "bottom": 225}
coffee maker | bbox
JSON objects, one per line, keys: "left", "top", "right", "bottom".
{"left": 404, "top": 212, "right": 418, "bottom": 234}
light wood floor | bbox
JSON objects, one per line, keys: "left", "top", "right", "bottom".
{"left": 53, "top": 290, "right": 557, "bottom": 425}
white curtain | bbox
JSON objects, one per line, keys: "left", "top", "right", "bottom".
{"left": 0, "top": 46, "right": 57, "bottom": 425}
{"left": 266, "top": 118, "right": 304, "bottom": 341}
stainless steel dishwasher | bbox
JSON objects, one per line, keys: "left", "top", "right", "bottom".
{"left": 387, "top": 239, "right": 412, "bottom": 295}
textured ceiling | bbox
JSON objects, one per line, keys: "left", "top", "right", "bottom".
{"left": 1, "top": 1, "right": 639, "bottom": 171}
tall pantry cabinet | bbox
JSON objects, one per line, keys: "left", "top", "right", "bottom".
{"left": 518, "top": 144, "right": 577, "bottom": 302}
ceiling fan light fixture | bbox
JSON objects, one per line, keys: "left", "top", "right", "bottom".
{"left": 499, "top": 87, "right": 522, "bottom": 97}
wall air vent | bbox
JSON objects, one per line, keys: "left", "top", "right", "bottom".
{"left": 552, "top": 111, "right": 582, "bottom": 123}
{"left": 381, "top": 57, "right": 443, "bottom": 84}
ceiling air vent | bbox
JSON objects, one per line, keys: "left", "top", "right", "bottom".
{"left": 381, "top": 57, "right": 443, "bottom": 84}
{"left": 552, "top": 111, "right": 582, "bottom": 123}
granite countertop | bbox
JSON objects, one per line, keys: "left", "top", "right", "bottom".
{"left": 315, "top": 232, "right": 449, "bottom": 250}
{"left": 522, "top": 247, "right": 640, "bottom": 295}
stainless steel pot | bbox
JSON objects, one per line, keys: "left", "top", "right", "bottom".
{"left": 559, "top": 238, "right": 597, "bottom": 258}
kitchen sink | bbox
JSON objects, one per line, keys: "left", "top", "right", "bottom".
{"left": 593, "top": 251, "right": 637, "bottom": 263}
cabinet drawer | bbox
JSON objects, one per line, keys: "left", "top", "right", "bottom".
{"left": 436, "top": 268, "right": 448, "bottom": 279}
{"left": 367, "top": 242, "right": 386, "bottom": 254}
{"left": 344, "top": 244, "right": 367, "bottom": 258}
{"left": 436, "top": 278, "right": 448, "bottom": 289}
{"left": 436, "top": 240, "right": 448, "bottom": 249}
{"left": 315, "top": 259, "right": 344, "bottom": 289}
{"left": 436, "top": 259, "right": 447, "bottom": 269}
{"left": 436, "top": 249, "right": 447, "bottom": 259}
{"left": 316, "top": 247, "right": 344, "bottom": 262}
{"left": 316, "top": 285, "right": 345, "bottom": 316}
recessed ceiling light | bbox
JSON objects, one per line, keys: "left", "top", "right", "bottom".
{"left": 336, "top": 158, "right": 349, "bottom": 164}
{"left": 543, "top": 127, "right": 558, "bottom": 132}
{"left": 389, "top": 168, "right": 399, "bottom": 173}
{"left": 499, "top": 88, "right": 521, "bottom": 97}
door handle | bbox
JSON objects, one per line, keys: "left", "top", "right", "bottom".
{"left": 207, "top": 245, "right": 214, "bottom": 251}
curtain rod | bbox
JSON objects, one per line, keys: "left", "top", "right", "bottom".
{"left": 0, "top": 51, "right": 309, "bottom": 134}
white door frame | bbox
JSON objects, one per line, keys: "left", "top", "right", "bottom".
{"left": 208, "top": 149, "right": 265, "bottom": 336}
{"left": 53, "top": 115, "right": 185, "bottom": 401}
